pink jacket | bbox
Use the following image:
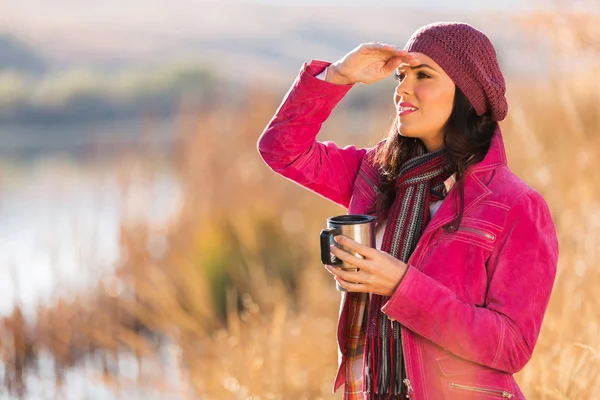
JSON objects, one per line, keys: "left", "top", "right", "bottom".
{"left": 257, "top": 60, "right": 559, "bottom": 399}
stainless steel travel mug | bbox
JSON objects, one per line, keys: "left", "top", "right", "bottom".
{"left": 320, "top": 214, "right": 377, "bottom": 292}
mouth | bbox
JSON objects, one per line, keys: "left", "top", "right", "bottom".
{"left": 398, "top": 106, "right": 418, "bottom": 116}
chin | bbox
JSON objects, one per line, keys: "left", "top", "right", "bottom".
{"left": 397, "top": 125, "right": 420, "bottom": 139}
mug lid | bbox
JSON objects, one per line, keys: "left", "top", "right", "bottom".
{"left": 328, "top": 214, "right": 377, "bottom": 225}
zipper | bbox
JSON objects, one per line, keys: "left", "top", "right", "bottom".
{"left": 400, "top": 327, "right": 413, "bottom": 398}
{"left": 358, "top": 169, "right": 381, "bottom": 194}
{"left": 403, "top": 377, "right": 413, "bottom": 398}
{"left": 450, "top": 383, "right": 513, "bottom": 398}
{"left": 457, "top": 226, "right": 496, "bottom": 241}
{"left": 399, "top": 245, "right": 417, "bottom": 399}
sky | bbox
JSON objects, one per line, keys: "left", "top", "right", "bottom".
{"left": 196, "top": 0, "right": 536, "bottom": 11}
{"left": 194, "top": 0, "right": 600, "bottom": 13}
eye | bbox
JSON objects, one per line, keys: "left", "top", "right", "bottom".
{"left": 393, "top": 71, "right": 431, "bottom": 81}
{"left": 393, "top": 71, "right": 405, "bottom": 81}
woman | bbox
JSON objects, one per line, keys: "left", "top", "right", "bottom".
{"left": 257, "top": 22, "right": 558, "bottom": 399}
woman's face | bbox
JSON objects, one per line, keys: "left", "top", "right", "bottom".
{"left": 393, "top": 52, "right": 456, "bottom": 152}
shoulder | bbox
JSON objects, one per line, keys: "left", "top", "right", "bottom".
{"left": 484, "top": 166, "right": 551, "bottom": 213}
{"left": 486, "top": 167, "right": 532, "bottom": 204}
{"left": 485, "top": 167, "right": 557, "bottom": 246}
{"left": 353, "top": 138, "right": 387, "bottom": 178}
{"left": 363, "top": 139, "right": 387, "bottom": 160}
{"left": 470, "top": 166, "right": 556, "bottom": 246}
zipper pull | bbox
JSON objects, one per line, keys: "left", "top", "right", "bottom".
{"left": 403, "top": 378, "right": 413, "bottom": 398}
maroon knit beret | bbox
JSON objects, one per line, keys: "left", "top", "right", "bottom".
{"left": 405, "top": 22, "right": 508, "bottom": 121}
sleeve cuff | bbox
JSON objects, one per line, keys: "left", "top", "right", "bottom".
{"left": 297, "top": 60, "right": 355, "bottom": 96}
{"left": 382, "top": 264, "right": 419, "bottom": 317}
{"left": 380, "top": 264, "right": 459, "bottom": 336}
{"left": 381, "top": 265, "right": 426, "bottom": 329}
{"left": 316, "top": 68, "right": 328, "bottom": 81}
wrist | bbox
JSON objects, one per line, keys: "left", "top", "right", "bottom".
{"left": 391, "top": 262, "right": 409, "bottom": 295}
{"left": 325, "top": 64, "right": 354, "bottom": 85}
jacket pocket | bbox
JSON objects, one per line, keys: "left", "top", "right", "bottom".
{"left": 438, "top": 222, "right": 499, "bottom": 252}
{"left": 355, "top": 165, "right": 380, "bottom": 197}
{"left": 448, "top": 383, "right": 513, "bottom": 398}
{"left": 436, "top": 356, "right": 516, "bottom": 399}
{"left": 455, "top": 226, "right": 496, "bottom": 241}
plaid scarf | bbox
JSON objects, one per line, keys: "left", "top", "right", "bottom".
{"left": 363, "top": 143, "right": 450, "bottom": 399}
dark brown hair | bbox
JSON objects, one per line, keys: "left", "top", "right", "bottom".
{"left": 370, "top": 86, "right": 496, "bottom": 231}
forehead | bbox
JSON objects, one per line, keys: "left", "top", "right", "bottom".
{"left": 397, "top": 52, "right": 444, "bottom": 72}
{"left": 409, "top": 52, "right": 437, "bottom": 65}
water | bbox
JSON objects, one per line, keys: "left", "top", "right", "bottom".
{"left": 0, "top": 343, "right": 189, "bottom": 399}
{"left": 0, "top": 154, "right": 187, "bottom": 398}
{"left": 0, "top": 157, "right": 182, "bottom": 319}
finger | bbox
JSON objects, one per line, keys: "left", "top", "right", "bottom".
{"left": 364, "top": 42, "right": 407, "bottom": 55}
{"left": 365, "top": 41, "right": 401, "bottom": 49}
{"left": 325, "top": 264, "right": 367, "bottom": 283}
{"left": 334, "top": 275, "right": 366, "bottom": 292}
{"left": 403, "top": 51, "right": 420, "bottom": 59}
{"left": 403, "top": 54, "right": 421, "bottom": 65}
{"left": 380, "top": 44, "right": 407, "bottom": 55}
{"left": 397, "top": 59, "right": 421, "bottom": 71}
{"left": 399, "top": 51, "right": 420, "bottom": 60}
{"left": 383, "top": 47, "right": 408, "bottom": 57}
{"left": 330, "top": 244, "right": 369, "bottom": 270}
{"left": 399, "top": 58, "right": 420, "bottom": 65}
{"left": 382, "top": 56, "right": 404, "bottom": 75}
{"left": 334, "top": 235, "right": 377, "bottom": 260}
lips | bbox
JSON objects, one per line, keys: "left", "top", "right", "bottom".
{"left": 399, "top": 108, "right": 417, "bottom": 116}
{"left": 398, "top": 101, "right": 418, "bottom": 116}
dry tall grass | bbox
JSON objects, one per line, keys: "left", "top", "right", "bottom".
{"left": 2, "top": 11, "right": 600, "bottom": 400}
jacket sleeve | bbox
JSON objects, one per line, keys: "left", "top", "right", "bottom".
{"left": 257, "top": 60, "right": 368, "bottom": 209}
{"left": 381, "top": 190, "right": 559, "bottom": 374}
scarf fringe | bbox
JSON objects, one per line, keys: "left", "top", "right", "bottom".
{"left": 364, "top": 335, "right": 406, "bottom": 399}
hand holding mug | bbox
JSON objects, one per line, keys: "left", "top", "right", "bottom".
{"left": 324, "top": 234, "right": 408, "bottom": 297}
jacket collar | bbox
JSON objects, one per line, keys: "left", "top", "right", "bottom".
{"left": 468, "top": 124, "right": 508, "bottom": 173}
{"left": 421, "top": 125, "right": 507, "bottom": 237}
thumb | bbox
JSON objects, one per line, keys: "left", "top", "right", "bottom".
{"left": 382, "top": 56, "right": 403, "bottom": 75}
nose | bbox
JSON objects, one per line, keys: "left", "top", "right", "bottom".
{"left": 394, "top": 78, "right": 413, "bottom": 105}
{"left": 395, "top": 77, "right": 414, "bottom": 96}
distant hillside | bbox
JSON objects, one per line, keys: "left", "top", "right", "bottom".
{"left": 0, "top": 62, "right": 216, "bottom": 124}
{"left": 0, "top": 35, "right": 47, "bottom": 75}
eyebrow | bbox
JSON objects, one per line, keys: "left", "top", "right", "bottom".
{"left": 397, "top": 64, "right": 438, "bottom": 73}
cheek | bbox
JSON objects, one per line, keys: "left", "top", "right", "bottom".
{"left": 419, "top": 86, "right": 454, "bottom": 119}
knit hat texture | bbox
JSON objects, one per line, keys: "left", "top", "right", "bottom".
{"left": 405, "top": 22, "right": 508, "bottom": 121}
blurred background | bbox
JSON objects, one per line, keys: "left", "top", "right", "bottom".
{"left": 0, "top": 0, "right": 598, "bottom": 398}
